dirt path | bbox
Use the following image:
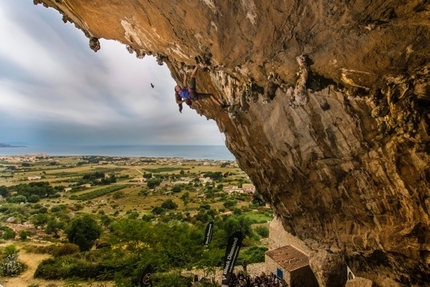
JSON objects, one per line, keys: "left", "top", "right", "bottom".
{"left": 0, "top": 245, "right": 114, "bottom": 287}
{"left": 0, "top": 248, "right": 63, "bottom": 287}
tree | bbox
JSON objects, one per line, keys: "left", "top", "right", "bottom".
{"left": 65, "top": 215, "right": 102, "bottom": 251}
{"left": 161, "top": 199, "right": 178, "bottom": 210}
{"left": 223, "top": 215, "right": 253, "bottom": 239}
{"left": 147, "top": 178, "right": 162, "bottom": 189}
{"left": 7, "top": 195, "right": 26, "bottom": 203}
{"left": 152, "top": 206, "right": 165, "bottom": 215}
{"left": 45, "top": 217, "right": 65, "bottom": 238}
{"left": 223, "top": 200, "right": 237, "bottom": 209}
{"left": 171, "top": 185, "right": 182, "bottom": 193}
{"left": 27, "top": 194, "right": 40, "bottom": 203}
{"left": 0, "top": 185, "right": 8, "bottom": 197}
{"left": 30, "top": 213, "right": 49, "bottom": 229}
{"left": 180, "top": 192, "right": 189, "bottom": 205}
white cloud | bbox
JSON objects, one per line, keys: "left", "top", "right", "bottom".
{"left": 0, "top": 1, "right": 224, "bottom": 146}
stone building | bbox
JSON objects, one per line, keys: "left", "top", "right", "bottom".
{"left": 265, "top": 245, "right": 318, "bottom": 287}
{"left": 265, "top": 217, "right": 318, "bottom": 286}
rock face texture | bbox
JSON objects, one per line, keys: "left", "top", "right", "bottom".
{"left": 35, "top": 1, "right": 429, "bottom": 286}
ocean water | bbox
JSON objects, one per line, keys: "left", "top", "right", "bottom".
{"left": 0, "top": 145, "right": 235, "bottom": 161}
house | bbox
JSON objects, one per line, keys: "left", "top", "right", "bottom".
{"left": 242, "top": 183, "right": 255, "bottom": 194}
{"left": 222, "top": 185, "right": 240, "bottom": 194}
{"left": 265, "top": 217, "right": 319, "bottom": 286}
{"left": 265, "top": 245, "right": 318, "bottom": 287}
{"left": 27, "top": 176, "right": 41, "bottom": 180}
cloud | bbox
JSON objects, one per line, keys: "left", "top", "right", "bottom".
{"left": 0, "top": 1, "right": 225, "bottom": 146}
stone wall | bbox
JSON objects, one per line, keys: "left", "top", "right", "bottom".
{"left": 268, "top": 217, "right": 312, "bottom": 256}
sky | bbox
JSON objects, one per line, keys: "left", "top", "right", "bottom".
{"left": 0, "top": 1, "right": 226, "bottom": 146}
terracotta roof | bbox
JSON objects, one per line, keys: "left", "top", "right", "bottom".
{"left": 266, "top": 245, "right": 309, "bottom": 272}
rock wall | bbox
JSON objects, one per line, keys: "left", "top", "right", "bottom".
{"left": 34, "top": 0, "right": 430, "bottom": 286}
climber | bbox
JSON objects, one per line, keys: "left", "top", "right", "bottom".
{"left": 174, "top": 66, "right": 223, "bottom": 113}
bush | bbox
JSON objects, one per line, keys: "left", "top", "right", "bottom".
{"left": 152, "top": 206, "right": 165, "bottom": 215}
{"left": 171, "top": 185, "right": 182, "bottom": 193}
{"left": 223, "top": 200, "right": 237, "bottom": 209}
{"left": 7, "top": 195, "right": 26, "bottom": 203}
{"left": 52, "top": 243, "right": 80, "bottom": 257}
{"left": 153, "top": 272, "right": 193, "bottom": 287}
{"left": 255, "top": 226, "right": 269, "bottom": 238}
{"left": 27, "top": 194, "right": 40, "bottom": 203}
{"left": 0, "top": 226, "right": 16, "bottom": 240}
{"left": 112, "top": 191, "right": 125, "bottom": 199}
{"left": 199, "top": 204, "right": 211, "bottom": 210}
{"left": 238, "top": 246, "right": 268, "bottom": 264}
{"left": 19, "top": 230, "right": 30, "bottom": 240}
{"left": 2, "top": 244, "right": 18, "bottom": 256}
{"left": 161, "top": 199, "right": 178, "bottom": 210}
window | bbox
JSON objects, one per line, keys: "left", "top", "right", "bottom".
{"left": 276, "top": 268, "right": 284, "bottom": 279}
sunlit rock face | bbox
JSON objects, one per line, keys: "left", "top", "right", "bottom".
{"left": 36, "top": 0, "right": 429, "bottom": 285}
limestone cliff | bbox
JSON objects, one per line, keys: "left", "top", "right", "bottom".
{"left": 34, "top": 1, "right": 429, "bottom": 286}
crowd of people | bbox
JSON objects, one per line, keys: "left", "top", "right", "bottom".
{"left": 193, "top": 271, "right": 288, "bottom": 287}
{"left": 226, "top": 271, "right": 288, "bottom": 287}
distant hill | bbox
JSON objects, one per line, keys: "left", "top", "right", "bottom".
{"left": 0, "top": 143, "right": 26, "bottom": 148}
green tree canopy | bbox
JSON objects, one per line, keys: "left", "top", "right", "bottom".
{"left": 147, "top": 178, "right": 162, "bottom": 189}
{"left": 27, "top": 194, "right": 40, "bottom": 203}
{"left": 161, "top": 199, "right": 178, "bottom": 210}
{"left": 171, "top": 185, "right": 182, "bottom": 193}
{"left": 222, "top": 215, "right": 253, "bottom": 239}
{"left": 65, "top": 215, "right": 102, "bottom": 251}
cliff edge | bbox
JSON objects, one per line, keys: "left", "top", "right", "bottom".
{"left": 34, "top": 0, "right": 430, "bottom": 286}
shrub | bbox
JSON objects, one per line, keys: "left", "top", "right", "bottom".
{"left": 238, "top": 246, "right": 268, "bottom": 264}
{"left": 152, "top": 206, "right": 165, "bottom": 215}
{"left": 19, "top": 230, "right": 30, "bottom": 241}
{"left": 161, "top": 199, "right": 178, "bottom": 210}
{"left": 2, "top": 244, "right": 18, "bottom": 256}
{"left": 0, "top": 226, "right": 16, "bottom": 240}
{"left": 52, "top": 243, "right": 80, "bottom": 257}
{"left": 199, "top": 204, "right": 211, "bottom": 210}
{"left": 27, "top": 194, "right": 40, "bottom": 203}
{"left": 254, "top": 226, "right": 269, "bottom": 238}
{"left": 171, "top": 185, "right": 182, "bottom": 193}
{"left": 7, "top": 195, "right": 26, "bottom": 203}
{"left": 112, "top": 191, "right": 125, "bottom": 199}
{"left": 223, "top": 200, "right": 237, "bottom": 209}
{"left": 50, "top": 206, "right": 61, "bottom": 213}
{"left": 153, "top": 272, "right": 193, "bottom": 287}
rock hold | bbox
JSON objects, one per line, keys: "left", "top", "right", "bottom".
{"left": 89, "top": 37, "right": 100, "bottom": 52}
{"left": 290, "top": 54, "right": 309, "bottom": 108}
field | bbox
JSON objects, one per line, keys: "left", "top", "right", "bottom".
{"left": 0, "top": 155, "right": 250, "bottom": 215}
{"left": 0, "top": 154, "right": 272, "bottom": 287}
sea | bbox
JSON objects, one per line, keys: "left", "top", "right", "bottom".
{"left": 0, "top": 145, "right": 235, "bottom": 161}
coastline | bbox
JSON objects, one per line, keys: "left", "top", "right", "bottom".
{"left": 0, "top": 144, "right": 235, "bottom": 161}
